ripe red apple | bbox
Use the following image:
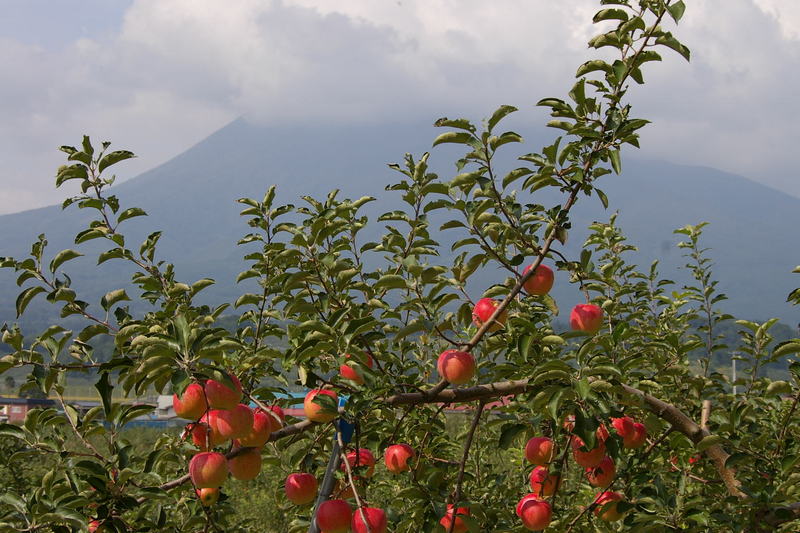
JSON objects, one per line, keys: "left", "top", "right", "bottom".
{"left": 195, "top": 487, "right": 219, "bottom": 506}
{"left": 436, "top": 350, "right": 476, "bottom": 385}
{"left": 594, "top": 491, "right": 625, "bottom": 521}
{"left": 188, "top": 412, "right": 226, "bottom": 450}
{"left": 189, "top": 452, "right": 228, "bottom": 488}
{"left": 586, "top": 455, "right": 616, "bottom": 487}
{"left": 316, "top": 499, "right": 352, "bottom": 533}
{"left": 238, "top": 407, "right": 272, "bottom": 447}
{"left": 525, "top": 437, "right": 555, "bottom": 465}
{"left": 570, "top": 304, "right": 604, "bottom": 334}
{"left": 529, "top": 466, "right": 560, "bottom": 497}
{"left": 339, "top": 353, "right": 374, "bottom": 385}
{"left": 267, "top": 404, "right": 285, "bottom": 428}
{"left": 516, "top": 494, "right": 553, "bottom": 531}
{"left": 227, "top": 446, "right": 261, "bottom": 481}
{"left": 384, "top": 443, "right": 415, "bottom": 474}
{"left": 611, "top": 416, "right": 634, "bottom": 439}
{"left": 88, "top": 520, "right": 106, "bottom": 533}
{"left": 353, "top": 507, "right": 388, "bottom": 533}
{"left": 173, "top": 383, "right": 207, "bottom": 420}
{"left": 343, "top": 448, "right": 376, "bottom": 478}
{"left": 439, "top": 505, "right": 470, "bottom": 533}
{"left": 204, "top": 374, "right": 243, "bottom": 410}
{"left": 212, "top": 404, "right": 254, "bottom": 440}
{"left": 571, "top": 436, "right": 606, "bottom": 468}
{"left": 522, "top": 264, "right": 554, "bottom": 296}
{"left": 626, "top": 423, "right": 647, "bottom": 448}
{"left": 304, "top": 389, "right": 339, "bottom": 423}
{"left": 285, "top": 473, "right": 318, "bottom": 505}
{"left": 472, "top": 298, "right": 508, "bottom": 332}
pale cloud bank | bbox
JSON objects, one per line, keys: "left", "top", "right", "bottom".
{"left": 0, "top": 0, "right": 798, "bottom": 214}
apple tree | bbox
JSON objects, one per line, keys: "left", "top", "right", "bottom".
{"left": 2, "top": 1, "right": 800, "bottom": 532}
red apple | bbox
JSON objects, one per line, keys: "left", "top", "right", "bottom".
{"left": 285, "top": 473, "right": 318, "bottom": 505}
{"left": 195, "top": 487, "right": 219, "bottom": 506}
{"left": 522, "top": 264, "right": 554, "bottom": 296}
{"left": 571, "top": 436, "right": 606, "bottom": 468}
{"left": 227, "top": 446, "right": 261, "bottom": 481}
{"left": 437, "top": 350, "right": 476, "bottom": 385}
{"left": 384, "top": 444, "right": 415, "bottom": 474}
{"left": 611, "top": 416, "right": 635, "bottom": 439}
{"left": 339, "top": 353, "right": 374, "bottom": 385}
{"left": 212, "top": 404, "right": 254, "bottom": 440}
{"left": 472, "top": 298, "right": 508, "bottom": 332}
{"left": 439, "top": 505, "right": 470, "bottom": 533}
{"left": 204, "top": 374, "right": 243, "bottom": 410}
{"left": 188, "top": 412, "right": 226, "bottom": 450}
{"left": 626, "top": 423, "right": 647, "bottom": 449}
{"left": 586, "top": 455, "right": 615, "bottom": 487}
{"left": 525, "top": 437, "right": 555, "bottom": 465}
{"left": 267, "top": 404, "right": 285, "bottom": 428}
{"left": 173, "top": 383, "right": 207, "bottom": 420}
{"left": 238, "top": 408, "right": 272, "bottom": 447}
{"left": 316, "top": 499, "right": 352, "bottom": 533}
{"left": 88, "top": 520, "right": 106, "bottom": 533}
{"left": 352, "top": 507, "right": 387, "bottom": 533}
{"left": 516, "top": 494, "right": 552, "bottom": 531}
{"left": 529, "top": 466, "right": 560, "bottom": 497}
{"left": 304, "top": 389, "right": 339, "bottom": 423}
{"left": 189, "top": 452, "right": 228, "bottom": 488}
{"left": 570, "top": 304, "right": 604, "bottom": 334}
{"left": 343, "top": 448, "right": 376, "bottom": 478}
{"left": 594, "top": 491, "right": 625, "bottom": 522}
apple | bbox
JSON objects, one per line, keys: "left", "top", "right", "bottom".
{"left": 586, "top": 455, "right": 615, "bottom": 487}
{"left": 529, "top": 466, "right": 560, "bottom": 497}
{"left": 267, "top": 404, "right": 285, "bottom": 428}
{"left": 343, "top": 448, "right": 376, "bottom": 478}
{"left": 227, "top": 446, "right": 261, "bottom": 481}
{"left": 188, "top": 412, "right": 226, "bottom": 450}
{"left": 340, "top": 353, "right": 374, "bottom": 385}
{"left": 212, "top": 404, "right": 254, "bottom": 440}
{"left": 384, "top": 443, "right": 415, "bottom": 474}
{"left": 88, "top": 520, "right": 106, "bottom": 533}
{"left": 353, "top": 507, "right": 388, "bottom": 533}
{"left": 316, "top": 499, "right": 352, "bottom": 533}
{"left": 237, "top": 407, "right": 272, "bottom": 447}
{"left": 570, "top": 304, "right": 604, "bottom": 334}
{"left": 195, "top": 487, "right": 219, "bottom": 506}
{"left": 173, "top": 383, "right": 207, "bottom": 420}
{"left": 627, "top": 423, "right": 647, "bottom": 449}
{"left": 204, "top": 374, "right": 243, "bottom": 410}
{"left": 525, "top": 437, "right": 555, "bottom": 465}
{"left": 439, "top": 505, "right": 470, "bottom": 533}
{"left": 522, "top": 264, "right": 554, "bottom": 296}
{"left": 437, "top": 350, "right": 476, "bottom": 385}
{"left": 594, "top": 491, "right": 625, "bottom": 522}
{"left": 472, "top": 298, "right": 508, "bottom": 332}
{"left": 189, "top": 452, "right": 228, "bottom": 488}
{"left": 516, "top": 494, "right": 553, "bottom": 531}
{"left": 304, "top": 389, "right": 339, "bottom": 423}
{"left": 571, "top": 436, "right": 606, "bottom": 468}
{"left": 285, "top": 473, "right": 318, "bottom": 505}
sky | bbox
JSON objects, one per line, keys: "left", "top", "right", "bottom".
{"left": 0, "top": 0, "right": 798, "bottom": 215}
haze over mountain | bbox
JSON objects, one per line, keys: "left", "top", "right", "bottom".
{"left": 1, "top": 118, "right": 798, "bottom": 330}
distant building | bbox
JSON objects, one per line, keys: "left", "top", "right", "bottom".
{"left": 0, "top": 397, "right": 56, "bottom": 423}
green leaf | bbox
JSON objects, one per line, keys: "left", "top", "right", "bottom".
{"left": 667, "top": 0, "right": 686, "bottom": 22}
{"left": 498, "top": 423, "right": 526, "bottom": 449}
{"left": 49, "top": 249, "right": 82, "bottom": 273}
{"left": 609, "top": 149, "right": 622, "bottom": 174}
{"left": 432, "top": 131, "right": 475, "bottom": 147}
{"left": 766, "top": 381, "right": 792, "bottom": 396}
{"left": 101, "top": 289, "right": 130, "bottom": 311}
{"left": 98, "top": 150, "right": 135, "bottom": 174}
{"left": 16, "top": 286, "right": 46, "bottom": 317}
{"left": 95, "top": 373, "right": 113, "bottom": 417}
{"left": 374, "top": 274, "right": 407, "bottom": 290}
{"left": 774, "top": 342, "right": 800, "bottom": 357}
{"left": 486, "top": 105, "right": 518, "bottom": 133}
{"left": 696, "top": 434, "right": 723, "bottom": 452}
{"left": 593, "top": 8, "right": 629, "bottom": 23}
{"left": 117, "top": 207, "right": 147, "bottom": 223}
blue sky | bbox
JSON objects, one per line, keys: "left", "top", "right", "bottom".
{"left": 1, "top": 0, "right": 798, "bottom": 214}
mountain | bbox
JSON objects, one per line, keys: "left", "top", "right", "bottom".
{"left": 1, "top": 118, "right": 798, "bottom": 331}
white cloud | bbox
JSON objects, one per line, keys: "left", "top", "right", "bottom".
{"left": 0, "top": 0, "right": 799, "bottom": 214}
